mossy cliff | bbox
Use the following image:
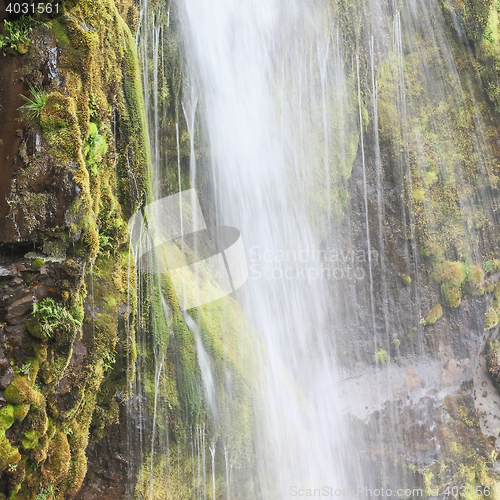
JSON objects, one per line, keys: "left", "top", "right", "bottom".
{"left": 127, "top": 3, "right": 259, "bottom": 498}
{"left": 324, "top": 0, "right": 500, "bottom": 491}
{"left": 1, "top": 0, "right": 260, "bottom": 497}
{"left": 0, "top": 0, "right": 149, "bottom": 497}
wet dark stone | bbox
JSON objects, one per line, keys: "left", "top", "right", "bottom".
{"left": 0, "top": 369, "right": 14, "bottom": 390}
{"left": 0, "top": 265, "right": 15, "bottom": 277}
{"left": 5, "top": 292, "right": 34, "bottom": 320}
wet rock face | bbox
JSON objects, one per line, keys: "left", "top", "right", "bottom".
{"left": 0, "top": 0, "right": 146, "bottom": 493}
{"left": 0, "top": 56, "right": 29, "bottom": 244}
{"left": 0, "top": 254, "right": 81, "bottom": 366}
{"left": 0, "top": 30, "right": 80, "bottom": 245}
{"left": 0, "top": 250, "right": 134, "bottom": 499}
{"left": 73, "top": 404, "right": 136, "bottom": 500}
{"left": 325, "top": 95, "right": 500, "bottom": 489}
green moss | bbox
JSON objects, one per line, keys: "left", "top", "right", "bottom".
{"left": 21, "top": 430, "right": 39, "bottom": 451}
{"left": 373, "top": 348, "right": 388, "bottom": 364}
{"left": 4, "top": 358, "right": 42, "bottom": 406}
{"left": 441, "top": 282, "right": 462, "bottom": 308}
{"left": 401, "top": 274, "right": 412, "bottom": 286}
{"left": 40, "top": 431, "right": 70, "bottom": 486}
{"left": 0, "top": 435, "right": 21, "bottom": 469}
{"left": 0, "top": 405, "right": 15, "bottom": 433}
{"left": 4, "top": 375, "right": 43, "bottom": 406}
{"left": 465, "top": 265, "right": 485, "bottom": 295}
{"left": 71, "top": 297, "right": 84, "bottom": 327}
{"left": 31, "top": 258, "right": 44, "bottom": 271}
{"left": 0, "top": 2, "right": 150, "bottom": 497}
{"left": 51, "top": 20, "right": 71, "bottom": 49}
{"left": 13, "top": 405, "right": 30, "bottom": 422}
{"left": 135, "top": 452, "right": 195, "bottom": 500}
{"left": 0, "top": 405, "right": 20, "bottom": 469}
{"left": 435, "top": 260, "right": 466, "bottom": 287}
{"left": 422, "top": 304, "right": 444, "bottom": 325}
{"left": 485, "top": 308, "right": 499, "bottom": 330}
{"left": 24, "top": 318, "right": 44, "bottom": 341}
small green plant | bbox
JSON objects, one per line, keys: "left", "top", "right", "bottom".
{"left": 87, "top": 128, "right": 100, "bottom": 148}
{"left": 0, "top": 16, "right": 32, "bottom": 52}
{"left": 18, "top": 360, "right": 32, "bottom": 375}
{"left": 31, "top": 258, "right": 45, "bottom": 270}
{"left": 32, "top": 298, "right": 75, "bottom": 339}
{"left": 36, "top": 485, "right": 54, "bottom": 500}
{"left": 8, "top": 463, "right": 17, "bottom": 472}
{"left": 421, "top": 303, "right": 443, "bottom": 325}
{"left": 98, "top": 232, "right": 113, "bottom": 256}
{"left": 485, "top": 259, "right": 500, "bottom": 274}
{"left": 102, "top": 350, "right": 116, "bottom": 372}
{"left": 373, "top": 348, "right": 388, "bottom": 364}
{"left": 485, "top": 308, "right": 499, "bottom": 330}
{"left": 19, "top": 82, "right": 47, "bottom": 121}
{"left": 441, "top": 282, "right": 462, "bottom": 308}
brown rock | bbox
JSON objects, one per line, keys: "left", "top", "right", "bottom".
{"left": 0, "top": 370, "right": 14, "bottom": 390}
{"left": 5, "top": 292, "right": 34, "bottom": 321}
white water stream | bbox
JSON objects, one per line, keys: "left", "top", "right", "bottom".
{"left": 179, "top": 1, "right": 350, "bottom": 495}
{"left": 131, "top": 0, "right": 500, "bottom": 495}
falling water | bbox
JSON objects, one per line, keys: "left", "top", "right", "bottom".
{"left": 180, "top": 0, "right": 349, "bottom": 494}
{"left": 132, "top": 0, "right": 500, "bottom": 496}
{"left": 209, "top": 442, "right": 216, "bottom": 499}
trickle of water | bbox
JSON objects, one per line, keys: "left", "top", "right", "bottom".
{"left": 184, "top": 314, "right": 217, "bottom": 414}
{"left": 224, "top": 447, "right": 229, "bottom": 500}
{"left": 209, "top": 443, "right": 216, "bottom": 500}
{"left": 149, "top": 360, "right": 163, "bottom": 500}
{"left": 202, "top": 424, "right": 207, "bottom": 500}
{"left": 356, "top": 55, "right": 376, "bottom": 337}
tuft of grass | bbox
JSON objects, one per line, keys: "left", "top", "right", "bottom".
{"left": 19, "top": 82, "right": 48, "bottom": 122}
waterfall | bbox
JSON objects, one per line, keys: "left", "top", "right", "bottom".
{"left": 132, "top": 0, "right": 500, "bottom": 496}
{"left": 179, "top": 0, "right": 350, "bottom": 494}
